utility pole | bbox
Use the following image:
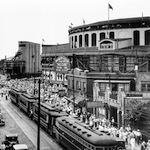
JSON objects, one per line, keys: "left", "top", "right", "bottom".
{"left": 72, "top": 54, "right": 76, "bottom": 113}
{"left": 34, "top": 61, "right": 36, "bottom": 95}
{"left": 37, "top": 78, "right": 41, "bottom": 150}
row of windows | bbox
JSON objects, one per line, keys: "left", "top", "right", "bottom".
{"left": 71, "top": 32, "right": 114, "bottom": 48}
{"left": 59, "top": 124, "right": 94, "bottom": 149}
{"left": 68, "top": 79, "right": 87, "bottom": 92}
{"left": 34, "top": 107, "right": 48, "bottom": 122}
{"left": 70, "top": 30, "right": 150, "bottom": 48}
{"left": 98, "top": 83, "right": 129, "bottom": 92}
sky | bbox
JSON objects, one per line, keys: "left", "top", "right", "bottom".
{"left": 0, "top": 0, "right": 150, "bottom": 60}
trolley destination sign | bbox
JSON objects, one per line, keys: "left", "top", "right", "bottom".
{"left": 54, "top": 56, "right": 70, "bottom": 72}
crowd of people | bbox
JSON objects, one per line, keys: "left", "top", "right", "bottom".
{"left": 0, "top": 77, "right": 150, "bottom": 150}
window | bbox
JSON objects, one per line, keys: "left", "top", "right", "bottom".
{"left": 85, "top": 34, "right": 89, "bottom": 47}
{"left": 83, "top": 82, "right": 86, "bottom": 92}
{"left": 145, "top": 30, "right": 150, "bottom": 45}
{"left": 100, "top": 32, "right": 105, "bottom": 40}
{"left": 134, "top": 30, "right": 140, "bottom": 45}
{"left": 79, "top": 35, "right": 82, "bottom": 47}
{"left": 147, "top": 84, "right": 150, "bottom": 91}
{"left": 74, "top": 36, "right": 77, "bottom": 48}
{"left": 112, "top": 83, "right": 118, "bottom": 91}
{"left": 99, "top": 83, "right": 106, "bottom": 92}
{"left": 141, "top": 84, "right": 146, "bottom": 91}
{"left": 57, "top": 73, "right": 63, "bottom": 81}
{"left": 109, "top": 32, "right": 114, "bottom": 39}
{"left": 92, "top": 33, "right": 97, "bottom": 46}
{"left": 76, "top": 81, "right": 81, "bottom": 90}
{"left": 71, "top": 36, "right": 74, "bottom": 48}
{"left": 68, "top": 79, "right": 70, "bottom": 86}
{"left": 141, "top": 82, "right": 150, "bottom": 91}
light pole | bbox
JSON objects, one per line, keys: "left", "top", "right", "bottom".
{"left": 34, "top": 61, "right": 36, "bottom": 95}
{"left": 72, "top": 54, "right": 76, "bottom": 113}
{"left": 37, "top": 78, "right": 41, "bottom": 150}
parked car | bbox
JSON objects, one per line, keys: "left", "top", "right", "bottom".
{"left": 0, "top": 113, "right": 5, "bottom": 126}
{"left": 13, "top": 144, "right": 28, "bottom": 150}
{"left": 0, "top": 118, "right": 5, "bottom": 126}
{"left": 2, "top": 134, "right": 19, "bottom": 149}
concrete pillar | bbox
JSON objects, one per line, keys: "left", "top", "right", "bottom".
{"left": 140, "top": 29, "right": 145, "bottom": 46}
{"left": 77, "top": 35, "right": 79, "bottom": 48}
{"left": 117, "top": 109, "right": 120, "bottom": 128}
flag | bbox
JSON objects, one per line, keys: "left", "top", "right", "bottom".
{"left": 42, "top": 39, "right": 45, "bottom": 42}
{"left": 69, "top": 26, "right": 72, "bottom": 29}
{"left": 83, "top": 19, "right": 85, "bottom": 25}
{"left": 71, "top": 23, "right": 73, "bottom": 26}
{"left": 108, "top": 3, "right": 113, "bottom": 10}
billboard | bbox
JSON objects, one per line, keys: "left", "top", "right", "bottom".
{"left": 54, "top": 56, "right": 70, "bottom": 72}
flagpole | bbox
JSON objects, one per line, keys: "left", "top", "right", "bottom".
{"left": 108, "top": 3, "right": 109, "bottom": 24}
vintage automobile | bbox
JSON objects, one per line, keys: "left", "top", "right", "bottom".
{"left": 2, "top": 134, "right": 19, "bottom": 150}
{"left": 0, "top": 113, "right": 5, "bottom": 126}
{"left": 13, "top": 144, "right": 28, "bottom": 150}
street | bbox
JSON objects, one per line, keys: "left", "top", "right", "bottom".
{"left": 0, "top": 92, "right": 64, "bottom": 150}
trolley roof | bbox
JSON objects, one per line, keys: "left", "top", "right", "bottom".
{"left": 56, "top": 116, "right": 117, "bottom": 146}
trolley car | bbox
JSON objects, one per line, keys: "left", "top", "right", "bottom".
{"left": 55, "top": 116, "right": 125, "bottom": 150}
{"left": 18, "top": 93, "right": 38, "bottom": 116}
{"left": 9, "top": 88, "right": 25, "bottom": 106}
{"left": 32, "top": 102, "right": 68, "bottom": 134}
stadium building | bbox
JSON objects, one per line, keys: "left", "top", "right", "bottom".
{"left": 41, "top": 16, "right": 150, "bottom": 134}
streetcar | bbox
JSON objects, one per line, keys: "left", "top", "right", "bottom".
{"left": 55, "top": 116, "right": 125, "bottom": 150}
{"left": 9, "top": 88, "right": 25, "bottom": 106}
{"left": 18, "top": 93, "right": 38, "bottom": 117}
{"left": 32, "top": 102, "right": 68, "bottom": 135}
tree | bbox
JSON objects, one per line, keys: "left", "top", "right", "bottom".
{"left": 124, "top": 99, "right": 145, "bottom": 126}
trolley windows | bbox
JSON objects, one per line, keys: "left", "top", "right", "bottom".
{"left": 9, "top": 91, "right": 17, "bottom": 99}
{"left": 34, "top": 107, "right": 48, "bottom": 122}
{"left": 19, "top": 98, "right": 27, "bottom": 107}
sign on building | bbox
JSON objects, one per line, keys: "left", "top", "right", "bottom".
{"left": 54, "top": 56, "right": 70, "bottom": 72}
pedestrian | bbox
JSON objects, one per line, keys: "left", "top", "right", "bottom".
{"left": 141, "top": 141, "right": 147, "bottom": 150}
{"left": 130, "top": 132, "right": 136, "bottom": 150}
{"left": 137, "top": 129, "right": 142, "bottom": 145}
{"left": 5, "top": 93, "right": 8, "bottom": 100}
{"left": 146, "top": 140, "right": 150, "bottom": 150}
{"left": 111, "top": 117, "right": 115, "bottom": 126}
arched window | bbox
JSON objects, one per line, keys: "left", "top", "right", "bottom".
{"left": 75, "top": 36, "right": 77, "bottom": 48}
{"left": 134, "top": 30, "right": 140, "bottom": 45}
{"left": 71, "top": 36, "right": 73, "bottom": 48}
{"left": 92, "top": 33, "right": 96, "bottom": 46}
{"left": 145, "top": 30, "right": 150, "bottom": 45}
{"left": 79, "top": 35, "right": 82, "bottom": 47}
{"left": 85, "top": 34, "right": 89, "bottom": 47}
{"left": 100, "top": 32, "right": 105, "bottom": 41}
{"left": 109, "top": 32, "right": 114, "bottom": 39}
